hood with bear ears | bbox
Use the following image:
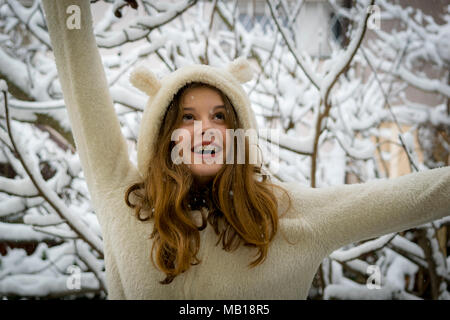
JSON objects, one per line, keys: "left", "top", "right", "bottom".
{"left": 129, "top": 57, "right": 262, "bottom": 179}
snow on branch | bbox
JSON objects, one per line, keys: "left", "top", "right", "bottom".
{"left": 0, "top": 222, "right": 59, "bottom": 242}
{"left": 0, "top": 0, "right": 448, "bottom": 300}
{"left": 2, "top": 90, "right": 104, "bottom": 257}
{"left": 0, "top": 176, "right": 38, "bottom": 197}
{"left": 5, "top": 0, "right": 51, "bottom": 48}
{"left": 0, "top": 273, "right": 100, "bottom": 298}
{"left": 324, "top": 283, "right": 421, "bottom": 300}
{"left": 330, "top": 233, "right": 396, "bottom": 262}
{"left": 266, "top": 0, "right": 321, "bottom": 90}
{"left": 95, "top": 0, "right": 197, "bottom": 48}
{"left": 321, "top": 0, "right": 374, "bottom": 103}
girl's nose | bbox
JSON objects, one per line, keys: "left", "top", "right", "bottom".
{"left": 193, "top": 119, "right": 221, "bottom": 144}
{"left": 194, "top": 118, "right": 213, "bottom": 135}
{"left": 202, "top": 119, "right": 213, "bottom": 134}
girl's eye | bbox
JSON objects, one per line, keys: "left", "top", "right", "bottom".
{"left": 182, "top": 112, "right": 225, "bottom": 122}
{"left": 214, "top": 112, "right": 225, "bottom": 120}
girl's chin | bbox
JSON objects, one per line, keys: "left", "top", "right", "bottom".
{"left": 188, "top": 150, "right": 225, "bottom": 165}
{"left": 188, "top": 163, "right": 223, "bottom": 178}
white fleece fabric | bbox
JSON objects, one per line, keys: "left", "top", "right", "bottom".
{"left": 42, "top": 0, "right": 450, "bottom": 300}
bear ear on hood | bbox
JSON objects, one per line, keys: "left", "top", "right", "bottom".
{"left": 129, "top": 65, "right": 161, "bottom": 96}
{"left": 226, "top": 57, "right": 254, "bottom": 84}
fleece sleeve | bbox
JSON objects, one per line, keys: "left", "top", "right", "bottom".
{"left": 41, "top": 1, "right": 136, "bottom": 205}
{"left": 288, "top": 166, "right": 450, "bottom": 255}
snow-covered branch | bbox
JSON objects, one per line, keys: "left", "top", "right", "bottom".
{"left": 266, "top": 0, "right": 321, "bottom": 89}
{"left": 3, "top": 90, "right": 104, "bottom": 257}
{"left": 0, "top": 0, "right": 448, "bottom": 300}
{"left": 94, "top": 0, "right": 197, "bottom": 48}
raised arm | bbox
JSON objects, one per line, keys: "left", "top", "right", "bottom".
{"left": 286, "top": 166, "right": 450, "bottom": 255}
{"left": 42, "top": 1, "right": 136, "bottom": 205}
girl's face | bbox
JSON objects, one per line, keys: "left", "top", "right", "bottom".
{"left": 175, "top": 86, "right": 229, "bottom": 184}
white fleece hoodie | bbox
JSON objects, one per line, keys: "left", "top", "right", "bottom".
{"left": 42, "top": 0, "right": 450, "bottom": 300}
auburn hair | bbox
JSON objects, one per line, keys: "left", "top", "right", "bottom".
{"left": 125, "top": 82, "right": 292, "bottom": 284}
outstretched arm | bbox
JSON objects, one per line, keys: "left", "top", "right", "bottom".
{"left": 287, "top": 166, "right": 450, "bottom": 255}
{"left": 42, "top": 1, "right": 136, "bottom": 208}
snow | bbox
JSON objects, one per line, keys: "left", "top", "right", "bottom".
{"left": 76, "top": 240, "right": 107, "bottom": 290}
{"left": 330, "top": 233, "right": 396, "bottom": 262}
{"left": 0, "top": 196, "right": 43, "bottom": 218}
{"left": 0, "top": 79, "right": 7, "bottom": 92}
{"left": 272, "top": 128, "right": 315, "bottom": 155}
{"left": 0, "top": 0, "right": 448, "bottom": 300}
{"left": 5, "top": 120, "right": 104, "bottom": 255}
{"left": 390, "top": 235, "right": 424, "bottom": 259}
{"left": 8, "top": 98, "right": 66, "bottom": 110}
{"left": 23, "top": 211, "right": 64, "bottom": 227}
{"left": 0, "top": 177, "right": 39, "bottom": 197}
{"left": 329, "top": 125, "right": 375, "bottom": 160}
{"left": 321, "top": 0, "right": 371, "bottom": 100}
{"left": 397, "top": 67, "right": 450, "bottom": 97}
{"left": 436, "top": 30, "right": 450, "bottom": 64}
{"left": 0, "top": 273, "right": 99, "bottom": 297}
{"left": 384, "top": 248, "right": 419, "bottom": 291}
{"left": 5, "top": 0, "right": 51, "bottom": 47}
{"left": 324, "top": 282, "right": 421, "bottom": 300}
{"left": 0, "top": 48, "right": 30, "bottom": 97}
{"left": 111, "top": 85, "right": 146, "bottom": 111}
{"left": 0, "top": 222, "right": 58, "bottom": 242}
{"left": 426, "top": 228, "right": 447, "bottom": 279}
{"left": 266, "top": 0, "right": 322, "bottom": 89}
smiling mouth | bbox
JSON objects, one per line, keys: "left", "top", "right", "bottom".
{"left": 191, "top": 145, "right": 223, "bottom": 157}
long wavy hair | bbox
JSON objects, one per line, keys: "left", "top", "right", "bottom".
{"left": 125, "top": 82, "right": 292, "bottom": 284}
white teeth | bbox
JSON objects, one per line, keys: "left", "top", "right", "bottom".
{"left": 193, "top": 145, "right": 222, "bottom": 154}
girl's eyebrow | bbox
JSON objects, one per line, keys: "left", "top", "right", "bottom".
{"left": 183, "top": 105, "right": 225, "bottom": 111}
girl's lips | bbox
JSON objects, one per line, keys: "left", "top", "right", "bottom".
{"left": 191, "top": 149, "right": 223, "bottom": 159}
{"left": 191, "top": 143, "right": 222, "bottom": 152}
